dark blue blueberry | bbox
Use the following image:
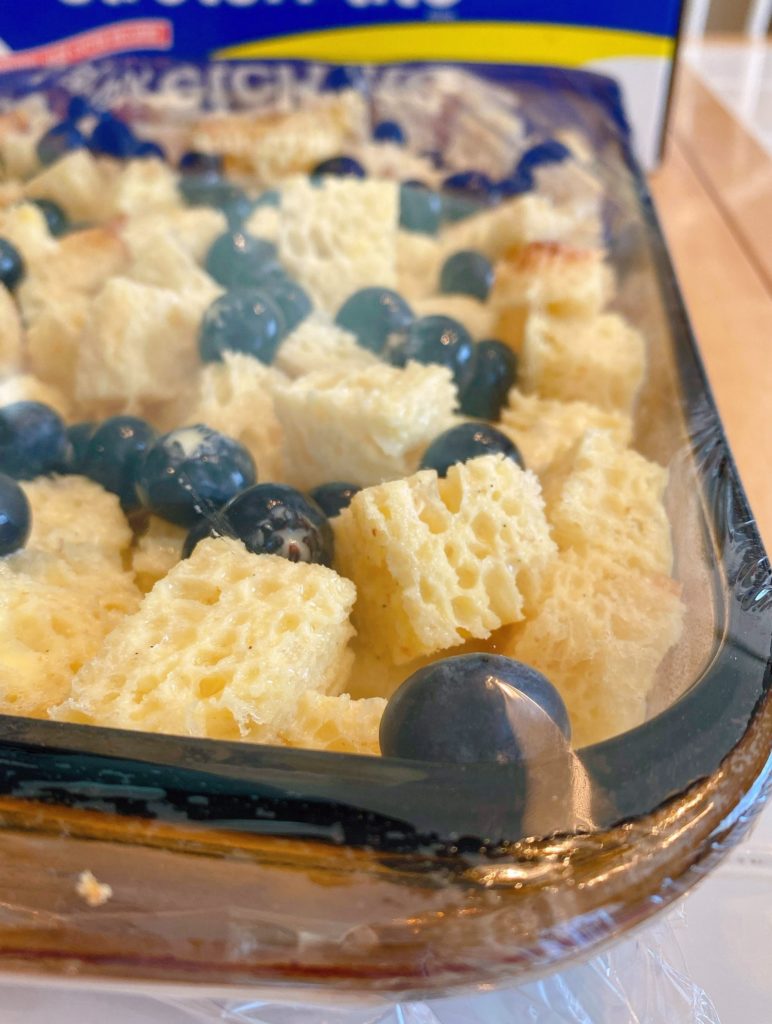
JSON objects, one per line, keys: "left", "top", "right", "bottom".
{"left": 442, "top": 170, "right": 498, "bottom": 201}
{"left": 66, "top": 96, "right": 92, "bottom": 123}
{"left": 179, "top": 151, "right": 223, "bottom": 176}
{"left": 60, "top": 421, "right": 96, "bottom": 474}
{"left": 322, "top": 66, "right": 367, "bottom": 93}
{"left": 137, "top": 425, "right": 256, "bottom": 528}
{"left": 419, "top": 422, "right": 523, "bottom": 478}
{"left": 517, "top": 139, "right": 572, "bottom": 176}
{"left": 30, "top": 199, "right": 68, "bottom": 237}
{"left": 204, "top": 231, "right": 279, "bottom": 290}
{"left": 308, "top": 482, "right": 360, "bottom": 519}
{"left": 181, "top": 515, "right": 221, "bottom": 559}
{"left": 311, "top": 156, "right": 366, "bottom": 179}
{"left": 386, "top": 315, "right": 475, "bottom": 389}
{"left": 0, "top": 402, "right": 68, "bottom": 480}
{"left": 134, "top": 140, "right": 166, "bottom": 161}
{"left": 399, "top": 182, "right": 442, "bottom": 235}
{"left": 440, "top": 192, "right": 485, "bottom": 224}
{"left": 89, "top": 114, "right": 137, "bottom": 159}
{"left": 36, "top": 122, "right": 86, "bottom": 167}
{"left": 259, "top": 274, "right": 312, "bottom": 332}
{"left": 335, "top": 287, "right": 414, "bottom": 355}
{"left": 379, "top": 653, "right": 570, "bottom": 763}
{"left": 81, "top": 416, "right": 156, "bottom": 511}
{"left": 496, "top": 168, "right": 533, "bottom": 198}
{"left": 254, "top": 189, "right": 280, "bottom": 210}
{"left": 221, "top": 190, "right": 255, "bottom": 229}
{"left": 440, "top": 250, "right": 494, "bottom": 301}
{"left": 459, "top": 341, "right": 518, "bottom": 421}
{"left": 373, "top": 120, "right": 405, "bottom": 144}
{"left": 199, "top": 290, "right": 286, "bottom": 365}
{"left": 184, "top": 483, "right": 333, "bottom": 566}
{"left": 0, "top": 239, "right": 24, "bottom": 291}
{"left": 0, "top": 473, "right": 30, "bottom": 556}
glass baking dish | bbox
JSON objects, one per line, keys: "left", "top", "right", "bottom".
{"left": 0, "top": 56, "right": 769, "bottom": 1002}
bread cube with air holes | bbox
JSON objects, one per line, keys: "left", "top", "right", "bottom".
{"left": 333, "top": 454, "right": 557, "bottom": 664}
{"left": 275, "top": 315, "right": 379, "bottom": 379}
{"left": 108, "top": 158, "right": 181, "bottom": 219}
{"left": 25, "top": 149, "right": 116, "bottom": 222}
{"left": 121, "top": 206, "right": 227, "bottom": 264}
{"left": 278, "top": 691, "right": 386, "bottom": 756}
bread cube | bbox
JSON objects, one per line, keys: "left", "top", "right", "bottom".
{"left": 501, "top": 552, "right": 685, "bottom": 746}
{"left": 277, "top": 691, "right": 385, "bottom": 756}
{"left": 498, "top": 390, "right": 632, "bottom": 475}
{"left": 279, "top": 176, "right": 398, "bottom": 315}
{"left": 26, "top": 292, "right": 90, "bottom": 399}
{"left": 0, "top": 116, "right": 40, "bottom": 180}
{"left": 132, "top": 516, "right": 187, "bottom": 593}
{"left": 0, "top": 285, "right": 22, "bottom": 374}
{"left": 0, "top": 373, "right": 71, "bottom": 420}
{"left": 542, "top": 430, "right": 673, "bottom": 576}
{"left": 334, "top": 454, "right": 557, "bottom": 663}
{"left": 275, "top": 315, "right": 379, "bottom": 379}
{"left": 413, "top": 295, "right": 496, "bottom": 341}
{"left": 245, "top": 204, "right": 280, "bottom": 244}
{"left": 0, "top": 203, "right": 56, "bottom": 271}
{"left": 440, "top": 194, "right": 580, "bottom": 262}
{"left": 126, "top": 228, "right": 222, "bottom": 304}
{"left": 108, "top": 158, "right": 180, "bottom": 218}
{"left": 25, "top": 149, "right": 116, "bottom": 222}
{"left": 54, "top": 538, "right": 357, "bottom": 743}
{"left": 396, "top": 231, "right": 444, "bottom": 301}
{"left": 521, "top": 311, "right": 646, "bottom": 414}
{"left": 121, "top": 207, "right": 227, "bottom": 264}
{"left": 273, "top": 361, "right": 458, "bottom": 489}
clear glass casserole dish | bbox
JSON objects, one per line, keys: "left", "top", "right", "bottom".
{"left": 0, "top": 56, "right": 768, "bottom": 1002}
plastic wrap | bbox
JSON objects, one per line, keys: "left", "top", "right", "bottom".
{"left": 0, "top": 55, "right": 768, "bottom": 1014}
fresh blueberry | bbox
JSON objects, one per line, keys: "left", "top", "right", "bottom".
{"left": 66, "top": 95, "right": 92, "bottom": 122}
{"left": 419, "top": 422, "right": 523, "bottom": 477}
{"left": 134, "top": 140, "right": 166, "bottom": 161}
{"left": 259, "top": 273, "right": 312, "bottom": 332}
{"left": 440, "top": 250, "right": 494, "bottom": 301}
{"left": 335, "top": 287, "right": 414, "bottom": 354}
{"left": 440, "top": 192, "right": 486, "bottom": 224}
{"left": 399, "top": 182, "right": 442, "bottom": 235}
{"left": 373, "top": 120, "right": 405, "bottom": 144}
{"left": 496, "top": 167, "right": 533, "bottom": 198}
{"left": 137, "top": 425, "right": 257, "bottom": 528}
{"left": 221, "top": 190, "right": 255, "bottom": 228}
{"left": 89, "top": 113, "right": 137, "bottom": 159}
{"left": 60, "top": 421, "right": 97, "bottom": 474}
{"left": 0, "top": 473, "right": 31, "bottom": 556}
{"left": 184, "top": 483, "right": 333, "bottom": 566}
{"left": 442, "top": 170, "right": 498, "bottom": 202}
{"left": 517, "top": 139, "right": 572, "bottom": 176}
{"left": 311, "top": 156, "right": 366, "bottom": 179}
{"left": 0, "top": 402, "right": 68, "bottom": 480}
{"left": 459, "top": 341, "right": 518, "bottom": 421}
{"left": 36, "top": 122, "right": 86, "bottom": 167}
{"left": 379, "top": 653, "right": 570, "bottom": 763}
{"left": 308, "top": 482, "right": 360, "bottom": 519}
{"left": 386, "top": 315, "right": 475, "bottom": 389}
{"left": 81, "top": 416, "right": 156, "bottom": 511}
{"left": 30, "top": 198, "right": 69, "bottom": 237}
{"left": 204, "top": 231, "right": 279, "bottom": 290}
{"left": 179, "top": 173, "right": 246, "bottom": 213}
{"left": 0, "top": 239, "right": 24, "bottom": 291}
{"left": 199, "top": 290, "right": 286, "bottom": 365}
{"left": 179, "top": 151, "right": 223, "bottom": 176}
{"left": 322, "top": 66, "right": 367, "bottom": 93}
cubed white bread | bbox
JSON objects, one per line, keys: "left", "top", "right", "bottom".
{"left": 498, "top": 390, "right": 632, "bottom": 476}
{"left": 107, "top": 157, "right": 181, "bottom": 218}
{"left": 132, "top": 516, "right": 187, "bottom": 593}
{"left": 501, "top": 551, "right": 685, "bottom": 746}
{"left": 0, "top": 285, "right": 22, "bottom": 374}
{"left": 542, "top": 430, "right": 673, "bottom": 576}
{"left": 244, "top": 204, "right": 280, "bottom": 244}
{"left": 54, "top": 537, "right": 357, "bottom": 744}
{"left": 26, "top": 291, "right": 90, "bottom": 399}
{"left": 0, "top": 203, "right": 57, "bottom": 271}
{"left": 440, "top": 194, "right": 581, "bottom": 262}
{"left": 354, "top": 142, "right": 440, "bottom": 187}
{"left": 520, "top": 311, "right": 646, "bottom": 415}
{"left": 192, "top": 352, "right": 286, "bottom": 482}
{"left": 0, "top": 374, "right": 71, "bottom": 420}
{"left": 413, "top": 295, "right": 496, "bottom": 341}
{"left": 0, "top": 182, "right": 24, "bottom": 209}
{"left": 532, "top": 161, "right": 604, "bottom": 249}
{"left": 0, "top": 114, "right": 40, "bottom": 180}
{"left": 277, "top": 691, "right": 385, "bottom": 756}
{"left": 278, "top": 176, "right": 398, "bottom": 315}
{"left": 273, "top": 361, "right": 458, "bottom": 490}
{"left": 126, "top": 228, "right": 222, "bottom": 303}
{"left": 334, "top": 455, "right": 557, "bottom": 663}
{"left": 75, "top": 277, "right": 201, "bottom": 409}
{"left": 24, "top": 150, "right": 116, "bottom": 222}
{"left": 275, "top": 315, "right": 379, "bottom": 379}
{"left": 121, "top": 207, "right": 227, "bottom": 264}
{"left": 396, "top": 231, "right": 444, "bottom": 301}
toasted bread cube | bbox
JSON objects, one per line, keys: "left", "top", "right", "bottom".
{"left": 278, "top": 691, "right": 385, "bottom": 756}
{"left": 0, "top": 285, "right": 22, "bottom": 374}
{"left": 108, "top": 158, "right": 180, "bottom": 218}
{"left": 121, "top": 207, "right": 227, "bottom": 264}
{"left": 273, "top": 361, "right": 458, "bottom": 489}
{"left": 501, "top": 552, "right": 685, "bottom": 746}
{"left": 0, "top": 373, "right": 71, "bottom": 420}
{"left": 132, "top": 516, "right": 187, "bottom": 593}
{"left": 498, "top": 390, "right": 632, "bottom": 475}
{"left": 192, "top": 352, "right": 286, "bottom": 482}
{"left": 542, "top": 430, "right": 673, "bottom": 576}
{"left": 126, "top": 228, "right": 222, "bottom": 302}
{"left": 279, "top": 176, "right": 398, "bottom": 315}
{"left": 275, "top": 315, "right": 379, "bottom": 379}
{"left": 521, "top": 311, "right": 645, "bottom": 414}
{"left": 440, "top": 194, "right": 580, "bottom": 261}
{"left": 396, "top": 231, "right": 444, "bottom": 301}
{"left": 54, "top": 538, "right": 357, "bottom": 743}
{"left": 413, "top": 295, "right": 496, "bottom": 341}
{"left": 75, "top": 277, "right": 200, "bottom": 409}
{"left": 0, "top": 203, "right": 56, "bottom": 270}
{"left": 25, "top": 149, "right": 115, "bottom": 222}
{"left": 26, "top": 292, "right": 90, "bottom": 399}
{"left": 334, "top": 455, "right": 557, "bottom": 663}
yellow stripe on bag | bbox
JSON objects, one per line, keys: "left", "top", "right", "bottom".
{"left": 213, "top": 22, "right": 674, "bottom": 66}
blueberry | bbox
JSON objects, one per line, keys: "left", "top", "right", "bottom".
{"left": 60, "top": 421, "right": 97, "bottom": 474}
{"left": 221, "top": 190, "right": 255, "bottom": 228}
{"left": 259, "top": 274, "right": 312, "bottom": 332}
{"left": 185, "top": 483, "right": 333, "bottom": 566}
{"left": 204, "top": 231, "right": 279, "bottom": 290}
{"left": 134, "top": 140, "right": 166, "bottom": 161}
{"left": 0, "top": 239, "right": 24, "bottom": 291}
{"left": 81, "top": 416, "right": 156, "bottom": 511}
{"left": 137, "top": 425, "right": 256, "bottom": 528}
{"left": 0, "top": 473, "right": 30, "bottom": 556}
{"left": 179, "top": 173, "right": 246, "bottom": 213}
{"left": 373, "top": 120, "right": 405, "bottom": 144}
{"left": 89, "top": 114, "right": 137, "bottom": 159}
{"left": 0, "top": 402, "right": 68, "bottom": 480}
{"left": 496, "top": 168, "right": 533, "bottom": 198}
{"left": 181, "top": 515, "right": 219, "bottom": 559}
{"left": 311, "top": 156, "right": 366, "bottom": 179}
{"left": 386, "top": 315, "right": 475, "bottom": 389}
{"left": 322, "top": 66, "right": 366, "bottom": 93}
{"left": 442, "top": 170, "right": 498, "bottom": 202}
{"left": 440, "top": 250, "right": 494, "bottom": 301}
{"left": 30, "top": 199, "right": 68, "bottom": 237}
{"left": 66, "top": 96, "right": 92, "bottom": 122}
{"left": 308, "top": 482, "right": 360, "bottom": 519}
{"left": 419, "top": 422, "right": 523, "bottom": 477}
{"left": 199, "top": 290, "right": 286, "bottom": 365}
{"left": 459, "top": 340, "right": 517, "bottom": 421}
{"left": 399, "top": 182, "right": 442, "bottom": 235}
{"left": 335, "top": 287, "right": 414, "bottom": 355}
{"left": 379, "top": 653, "right": 570, "bottom": 763}
{"left": 179, "top": 151, "right": 223, "bottom": 176}
{"left": 440, "top": 193, "right": 486, "bottom": 224}
{"left": 36, "top": 122, "right": 86, "bottom": 167}
{"left": 517, "top": 139, "right": 572, "bottom": 176}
